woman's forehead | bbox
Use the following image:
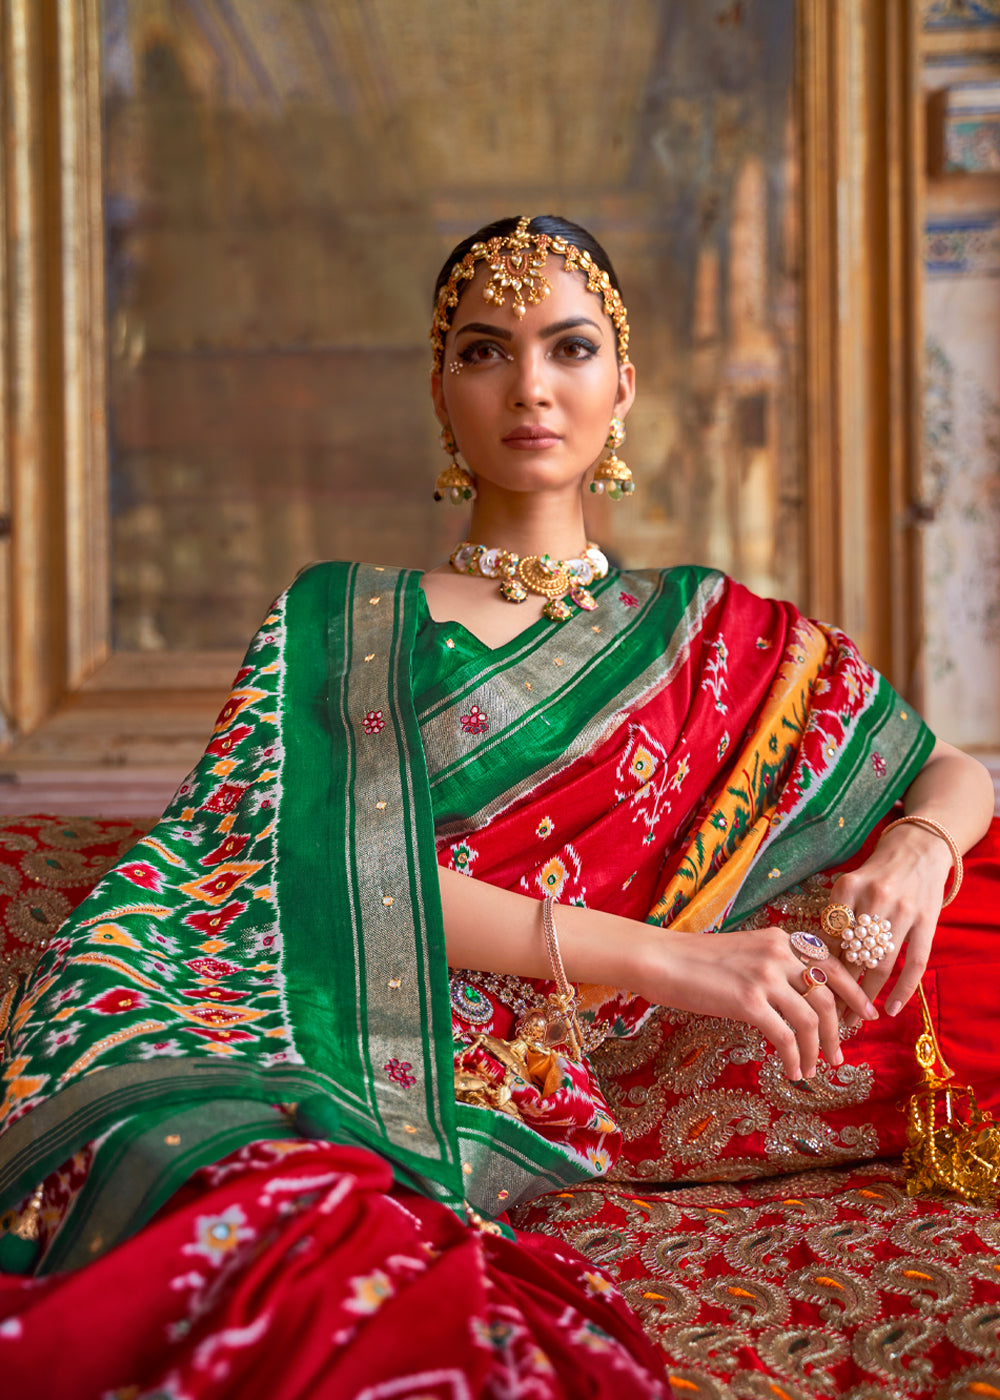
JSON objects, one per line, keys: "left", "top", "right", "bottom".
{"left": 448, "top": 263, "right": 614, "bottom": 337}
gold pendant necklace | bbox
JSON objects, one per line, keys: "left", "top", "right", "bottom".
{"left": 449, "top": 541, "right": 609, "bottom": 622}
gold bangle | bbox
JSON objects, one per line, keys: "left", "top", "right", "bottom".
{"left": 881, "top": 815, "right": 963, "bottom": 907}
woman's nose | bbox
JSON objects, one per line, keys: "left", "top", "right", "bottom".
{"left": 508, "top": 351, "right": 552, "bottom": 408}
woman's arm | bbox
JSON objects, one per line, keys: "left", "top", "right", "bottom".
{"left": 833, "top": 738, "right": 994, "bottom": 1019}
{"left": 440, "top": 866, "right": 877, "bottom": 1083}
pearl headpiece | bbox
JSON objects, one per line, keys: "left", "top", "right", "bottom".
{"left": 430, "top": 216, "right": 630, "bottom": 374}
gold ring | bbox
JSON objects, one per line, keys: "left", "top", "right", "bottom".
{"left": 801, "top": 964, "right": 829, "bottom": 998}
{"left": 820, "top": 902, "right": 855, "bottom": 940}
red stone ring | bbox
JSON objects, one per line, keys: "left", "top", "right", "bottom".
{"left": 789, "top": 930, "right": 830, "bottom": 965}
{"left": 801, "top": 964, "right": 829, "bottom": 998}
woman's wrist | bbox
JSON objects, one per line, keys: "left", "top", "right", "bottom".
{"left": 877, "top": 820, "right": 954, "bottom": 871}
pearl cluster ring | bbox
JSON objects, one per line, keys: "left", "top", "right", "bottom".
{"left": 841, "top": 912, "right": 895, "bottom": 969}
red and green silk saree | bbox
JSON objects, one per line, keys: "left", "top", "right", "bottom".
{"left": 0, "top": 560, "right": 997, "bottom": 1399}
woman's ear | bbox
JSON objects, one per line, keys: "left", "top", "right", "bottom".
{"left": 431, "top": 373, "right": 449, "bottom": 429}
{"left": 614, "top": 361, "right": 636, "bottom": 420}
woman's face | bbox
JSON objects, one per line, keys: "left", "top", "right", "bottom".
{"left": 431, "top": 262, "right": 635, "bottom": 497}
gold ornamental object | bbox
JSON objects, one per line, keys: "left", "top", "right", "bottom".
{"left": 902, "top": 984, "right": 1000, "bottom": 1204}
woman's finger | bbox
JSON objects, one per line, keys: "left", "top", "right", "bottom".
{"left": 751, "top": 1002, "right": 808, "bottom": 1081}
{"left": 773, "top": 982, "right": 825, "bottom": 1079}
{"left": 884, "top": 914, "right": 936, "bottom": 1015}
{"left": 820, "top": 956, "right": 879, "bottom": 1024}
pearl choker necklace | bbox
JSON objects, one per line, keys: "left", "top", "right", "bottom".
{"left": 449, "top": 541, "right": 610, "bottom": 622}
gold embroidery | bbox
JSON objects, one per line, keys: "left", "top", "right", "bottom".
{"left": 757, "top": 1051, "right": 874, "bottom": 1114}
{"left": 763, "top": 1113, "right": 878, "bottom": 1171}
{"left": 759, "top": 1323, "right": 850, "bottom": 1380}
{"left": 937, "top": 1367, "right": 1000, "bottom": 1400}
{"left": 851, "top": 1315, "right": 941, "bottom": 1386}
{"left": 608, "top": 1082, "right": 668, "bottom": 1143}
{"left": 594, "top": 1002, "right": 878, "bottom": 1183}
{"left": 655, "top": 1016, "right": 767, "bottom": 1095}
{"left": 785, "top": 1263, "right": 878, "bottom": 1324}
{"left": 513, "top": 1163, "right": 1000, "bottom": 1397}
{"left": 658, "top": 1089, "right": 771, "bottom": 1165}
{"left": 590, "top": 1007, "right": 667, "bottom": 1077}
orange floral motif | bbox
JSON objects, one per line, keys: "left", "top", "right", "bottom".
{"left": 538, "top": 857, "right": 568, "bottom": 898}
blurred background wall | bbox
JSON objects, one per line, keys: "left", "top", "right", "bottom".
{"left": 1, "top": 0, "right": 998, "bottom": 816}
{"left": 99, "top": 0, "right": 802, "bottom": 650}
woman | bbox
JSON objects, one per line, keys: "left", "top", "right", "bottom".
{"left": 0, "top": 215, "right": 996, "bottom": 1398}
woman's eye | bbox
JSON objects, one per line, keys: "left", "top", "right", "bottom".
{"left": 458, "top": 341, "right": 507, "bottom": 364}
{"left": 555, "top": 337, "right": 599, "bottom": 360}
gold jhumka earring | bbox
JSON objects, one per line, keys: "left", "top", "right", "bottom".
{"left": 434, "top": 426, "right": 476, "bottom": 505}
{"left": 590, "top": 418, "right": 634, "bottom": 500}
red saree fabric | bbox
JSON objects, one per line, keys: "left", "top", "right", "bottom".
{"left": 0, "top": 1138, "right": 669, "bottom": 1398}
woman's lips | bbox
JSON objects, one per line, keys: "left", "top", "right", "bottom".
{"left": 502, "top": 427, "right": 562, "bottom": 450}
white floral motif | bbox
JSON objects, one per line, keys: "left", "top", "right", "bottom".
{"left": 43, "top": 1021, "right": 84, "bottom": 1054}
{"left": 614, "top": 723, "right": 673, "bottom": 844}
{"left": 183, "top": 1206, "right": 255, "bottom": 1265}
{"left": 136, "top": 1037, "right": 185, "bottom": 1059}
{"left": 701, "top": 638, "right": 729, "bottom": 714}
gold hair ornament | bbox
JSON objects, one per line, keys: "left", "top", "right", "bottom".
{"left": 430, "top": 216, "right": 630, "bottom": 374}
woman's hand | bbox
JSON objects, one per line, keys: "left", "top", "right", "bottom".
{"left": 830, "top": 738, "right": 994, "bottom": 1024}
{"left": 830, "top": 824, "right": 952, "bottom": 1023}
{"left": 630, "top": 926, "right": 878, "bottom": 1082}
{"left": 440, "top": 868, "right": 876, "bottom": 1081}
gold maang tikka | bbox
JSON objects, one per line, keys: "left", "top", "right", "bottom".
{"left": 430, "top": 216, "right": 630, "bottom": 375}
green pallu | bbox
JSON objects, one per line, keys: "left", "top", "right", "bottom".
{"left": 0, "top": 565, "right": 587, "bottom": 1273}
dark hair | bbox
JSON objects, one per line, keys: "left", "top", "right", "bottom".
{"left": 432, "top": 214, "right": 626, "bottom": 357}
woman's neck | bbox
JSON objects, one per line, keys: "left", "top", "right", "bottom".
{"left": 462, "top": 488, "right": 591, "bottom": 562}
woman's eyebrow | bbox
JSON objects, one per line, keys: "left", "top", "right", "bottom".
{"left": 538, "top": 316, "right": 602, "bottom": 336}
{"left": 454, "top": 321, "right": 512, "bottom": 339}
{"left": 453, "top": 316, "right": 603, "bottom": 339}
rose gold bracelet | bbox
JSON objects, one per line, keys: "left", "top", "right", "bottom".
{"left": 880, "top": 815, "right": 963, "bottom": 907}
{"left": 542, "top": 895, "right": 584, "bottom": 1059}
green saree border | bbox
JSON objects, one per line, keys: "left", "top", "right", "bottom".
{"left": 40, "top": 1100, "right": 299, "bottom": 1274}
{"left": 429, "top": 568, "right": 726, "bottom": 838}
{"left": 415, "top": 569, "right": 621, "bottom": 723}
{"left": 276, "top": 563, "right": 462, "bottom": 1187}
